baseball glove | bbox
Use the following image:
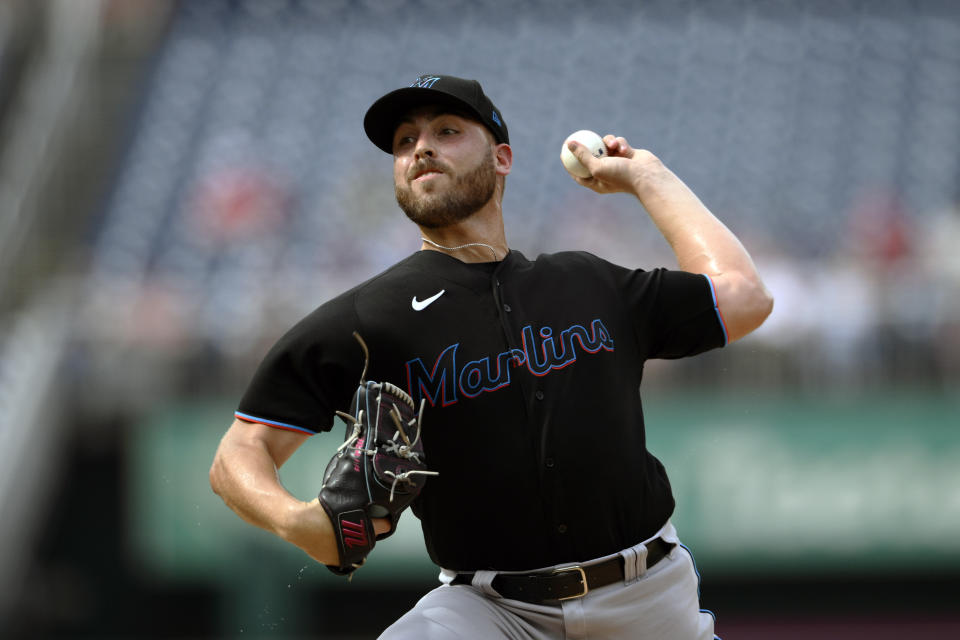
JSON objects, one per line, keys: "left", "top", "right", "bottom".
{"left": 318, "top": 332, "right": 437, "bottom": 576}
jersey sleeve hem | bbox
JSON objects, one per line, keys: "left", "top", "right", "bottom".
{"left": 702, "top": 274, "right": 729, "bottom": 346}
{"left": 234, "top": 411, "right": 317, "bottom": 436}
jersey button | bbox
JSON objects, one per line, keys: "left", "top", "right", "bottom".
{"left": 557, "top": 524, "right": 568, "bottom": 534}
{"left": 503, "top": 303, "right": 512, "bottom": 312}
{"left": 535, "top": 390, "right": 545, "bottom": 401}
{"left": 545, "top": 457, "right": 555, "bottom": 468}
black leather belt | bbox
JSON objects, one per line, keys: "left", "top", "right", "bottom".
{"left": 451, "top": 538, "right": 674, "bottom": 604}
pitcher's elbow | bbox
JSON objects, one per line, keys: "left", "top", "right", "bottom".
{"left": 725, "top": 278, "right": 774, "bottom": 342}
{"left": 744, "top": 281, "right": 774, "bottom": 334}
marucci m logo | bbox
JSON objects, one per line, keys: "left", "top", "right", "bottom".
{"left": 341, "top": 518, "right": 368, "bottom": 549}
{"left": 405, "top": 318, "right": 614, "bottom": 407}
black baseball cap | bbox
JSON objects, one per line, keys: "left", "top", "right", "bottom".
{"left": 364, "top": 74, "right": 509, "bottom": 153}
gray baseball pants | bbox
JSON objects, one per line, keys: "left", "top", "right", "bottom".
{"left": 379, "top": 522, "right": 718, "bottom": 639}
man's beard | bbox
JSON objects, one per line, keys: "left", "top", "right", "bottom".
{"left": 395, "top": 149, "right": 497, "bottom": 229}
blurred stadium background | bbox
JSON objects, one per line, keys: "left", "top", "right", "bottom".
{"left": 1, "top": 0, "right": 959, "bottom": 638}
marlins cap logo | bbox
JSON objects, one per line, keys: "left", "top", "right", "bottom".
{"left": 411, "top": 75, "right": 441, "bottom": 89}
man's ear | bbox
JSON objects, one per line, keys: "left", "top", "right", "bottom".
{"left": 494, "top": 143, "right": 513, "bottom": 177}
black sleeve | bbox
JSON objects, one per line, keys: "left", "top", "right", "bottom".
{"left": 620, "top": 267, "right": 728, "bottom": 360}
{"left": 235, "top": 294, "right": 362, "bottom": 435}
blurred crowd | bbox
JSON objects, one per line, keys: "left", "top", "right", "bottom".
{"left": 750, "top": 191, "right": 960, "bottom": 389}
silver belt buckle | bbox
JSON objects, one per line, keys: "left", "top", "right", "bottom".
{"left": 553, "top": 565, "right": 589, "bottom": 600}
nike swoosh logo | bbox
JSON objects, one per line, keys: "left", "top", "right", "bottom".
{"left": 412, "top": 289, "right": 445, "bottom": 311}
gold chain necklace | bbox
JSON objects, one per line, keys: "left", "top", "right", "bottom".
{"left": 420, "top": 236, "right": 500, "bottom": 262}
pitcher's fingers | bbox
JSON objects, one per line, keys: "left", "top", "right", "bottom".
{"left": 373, "top": 517, "right": 392, "bottom": 536}
{"left": 603, "top": 135, "right": 634, "bottom": 158}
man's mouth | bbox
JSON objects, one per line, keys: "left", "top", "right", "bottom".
{"left": 410, "top": 165, "right": 445, "bottom": 182}
{"left": 415, "top": 171, "right": 443, "bottom": 182}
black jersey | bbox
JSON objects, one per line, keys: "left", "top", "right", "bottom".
{"left": 236, "top": 249, "right": 727, "bottom": 571}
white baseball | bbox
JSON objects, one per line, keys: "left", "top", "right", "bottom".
{"left": 560, "top": 129, "right": 606, "bottom": 178}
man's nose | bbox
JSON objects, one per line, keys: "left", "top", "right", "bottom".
{"left": 414, "top": 135, "right": 435, "bottom": 159}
